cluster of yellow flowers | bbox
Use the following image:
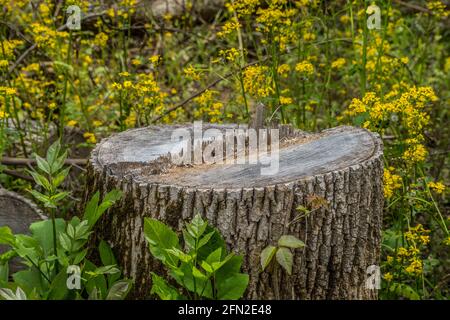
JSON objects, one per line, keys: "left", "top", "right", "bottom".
{"left": 295, "top": 60, "right": 314, "bottom": 76}
{"left": 426, "top": 1, "right": 449, "bottom": 18}
{"left": 243, "top": 65, "right": 273, "bottom": 99}
{"left": 193, "top": 90, "right": 223, "bottom": 123}
{"left": 29, "top": 23, "right": 69, "bottom": 50}
{"left": 0, "top": 39, "right": 23, "bottom": 68}
{"left": 383, "top": 167, "right": 402, "bottom": 199}
{"left": 385, "top": 224, "right": 431, "bottom": 280}
{"left": 427, "top": 181, "right": 446, "bottom": 194}
{"left": 345, "top": 85, "right": 438, "bottom": 165}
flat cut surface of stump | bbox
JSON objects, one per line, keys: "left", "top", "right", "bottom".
{"left": 85, "top": 124, "right": 384, "bottom": 300}
{"left": 95, "top": 125, "right": 379, "bottom": 188}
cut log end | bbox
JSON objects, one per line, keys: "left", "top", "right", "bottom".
{"left": 84, "top": 124, "right": 384, "bottom": 300}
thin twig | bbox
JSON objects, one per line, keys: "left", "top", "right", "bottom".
{"left": 1, "top": 168, "right": 34, "bottom": 181}
{"left": 1, "top": 157, "right": 87, "bottom": 166}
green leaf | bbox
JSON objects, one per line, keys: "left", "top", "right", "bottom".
{"left": 50, "top": 191, "right": 70, "bottom": 204}
{"left": 84, "top": 260, "right": 107, "bottom": 298}
{"left": 276, "top": 247, "right": 293, "bottom": 275}
{"left": 28, "top": 190, "right": 53, "bottom": 208}
{"left": 35, "top": 154, "right": 51, "bottom": 174}
{"left": 192, "top": 266, "right": 208, "bottom": 280}
{"left": 86, "top": 265, "right": 120, "bottom": 276}
{"left": 0, "top": 262, "right": 9, "bottom": 282}
{"left": 46, "top": 140, "right": 61, "bottom": 168}
{"left": 29, "top": 219, "right": 66, "bottom": 255}
{"left": 197, "top": 231, "right": 215, "bottom": 250}
{"left": 216, "top": 273, "right": 249, "bottom": 300}
{"left": 144, "top": 218, "right": 180, "bottom": 267}
{"left": 52, "top": 150, "right": 68, "bottom": 174}
{"left": 27, "top": 170, "right": 52, "bottom": 191}
{"left": 12, "top": 268, "right": 43, "bottom": 294}
{"left": 73, "top": 249, "right": 88, "bottom": 265}
{"left": 150, "top": 272, "right": 184, "bottom": 300}
{"left": 165, "top": 248, "right": 192, "bottom": 263}
{"left": 390, "top": 283, "right": 420, "bottom": 300}
{"left": 83, "top": 191, "right": 99, "bottom": 224}
{"left": 99, "top": 240, "right": 117, "bottom": 266}
{"left": 186, "top": 214, "right": 207, "bottom": 239}
{"left": 106, "top": 280, "right": 132, "bottom": 300}
{"left": 83, "top": 190, "right": 122, "bottom": 228}
{"left": 59, "top": 232, "right": 72, "bottom": 251}
{"left": 0, "top": 226, "right": 14, "bottom": 245}
{"left": 0, "top": 287, "right": 27, "bottom": 300}
{"left": 48, "top": 270, "right": 69, "bottom": 300}
{"left": 53, "top": 167, "right": 71, "bottom": 188}
{"left": 278, "top": 235, "right": 305, "bottom": 249}
{"left": 260, "top": 245, "right": 277, "bottom": 271}
{"left": 206, "top": 247, "right": 222, "bottom": 265}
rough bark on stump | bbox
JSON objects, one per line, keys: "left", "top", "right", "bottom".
{"left": 82, "top": 124, "right": 384, "bottom": 300}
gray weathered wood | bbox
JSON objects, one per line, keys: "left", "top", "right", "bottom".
{"left": 83, "top": 124, "right": 384, "bottom": 299}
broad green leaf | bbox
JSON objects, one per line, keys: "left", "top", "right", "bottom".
{"left": 53, "top": 167, "right": 71, "bottom": 188}
{"left": 278, "top": 235, "right": 305, "bottom": 249}
{"left": 144, "top": 218, "right": 180, "bottom": 267}
{"left": 192, "top": 266, "right": 208, "bottom": 280}
{"left": 106, "top": 280, "right": 132, "bottom": 300}
{"left": 48, "top": 270, "right": 69, "bottom": 300}
{"left": 88, "top": 287, "right": 99, "bottom": 300}
{"left": 206, "top": 247, "right": 222, "bottom": 265}
{"left": 12, "top": 268, "right": 43, "bottom": 294}
{"left": 390, "top": 283, "right": 420, "bottom": 300}
{"left": 150, "top": 272, "right": 184, "bottom": 300}
{"left": 215, "top": 255, "right": 243, "bottom": 281}
{"left": 197, "top": 231, "right": 215, "bottom": 249}
{"left": 276, "top": 247, "right": 293, "bottom": 275}
{"left": 84, "top": 260, "right": 107, "bottom": 298}
{"left": 29, "top": 219, "right": 66, "bottom": 255}
{"left": 52, "top": 150, "right": 68, "bottom": 173}
{"left": 28, "top": 190, "right": 53, "bottom": 208}
{"left": 0, "top": 226, "right": 14, "bottom": 245}
{"left": 50, "top": 191, "right": 70, "bottom": 203}
{"left": 186, "top": 214, "right": 207, "bottom": 238}
{"left": 73, "top": 249, "right": 88, "bottom": 265}
{"left": 59, "top": 232, "right": 72, "bottom": 251}
{"left": 0, "top": 287, "right": 27, "bottom": 300}
{"left": 27, "top": 170, "right": 52, "bottom": 191}
{"left": 260, "top": 245, "right": 277, "bottom": 271}
{"left": 99, "top": 240, "right": 117, "bottom": 266}
{"left": 46, "top": 140, "right": 61, "bottom": 168}
{"left": 35, "top": 154, "right": 51, "bottom": 174}
{"left": 216, "top": 273, "right": 249, "bottom": 300}
{"left": 0, "top": 263, "right": 9, "bottom": 282}
{"left": 197, "top": 227, "right": 226, "bottom": 261}
{"left": 165, "top": 248, "right": 192, "bottom": 263}
{"left": 83, "top": 191, "right": 99, "bottom": 224}
{"left": 86, "top": 265, "right": 120, "bottom": 276}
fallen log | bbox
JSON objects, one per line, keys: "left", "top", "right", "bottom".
{"left": 83, "top": 124, "right": 384, "bottom": 299}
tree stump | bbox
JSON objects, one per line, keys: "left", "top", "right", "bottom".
{"left": 83, "top": 124, "right": 384, "bottom": 300}
{"left": 0, "top": 188, "right": 46, "bottom": 273}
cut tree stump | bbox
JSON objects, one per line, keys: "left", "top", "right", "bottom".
{"left": 0, "top": 188, "right": 46, "bottom": 273}
{"left": 83, "top": 124, "right": 384, "bottom": 300}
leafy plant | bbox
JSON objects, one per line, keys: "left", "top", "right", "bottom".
{"left": 144, "top": 214, "right": 249, "bottom": 300}
{"left": 0, "top": 189, "right": 130, "bottom": 300}
{"left": 0, "top": 140, "right": 130, "bottom": 300}
{"left": 260, "top": 235, "right": 305, "bottom": 275}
